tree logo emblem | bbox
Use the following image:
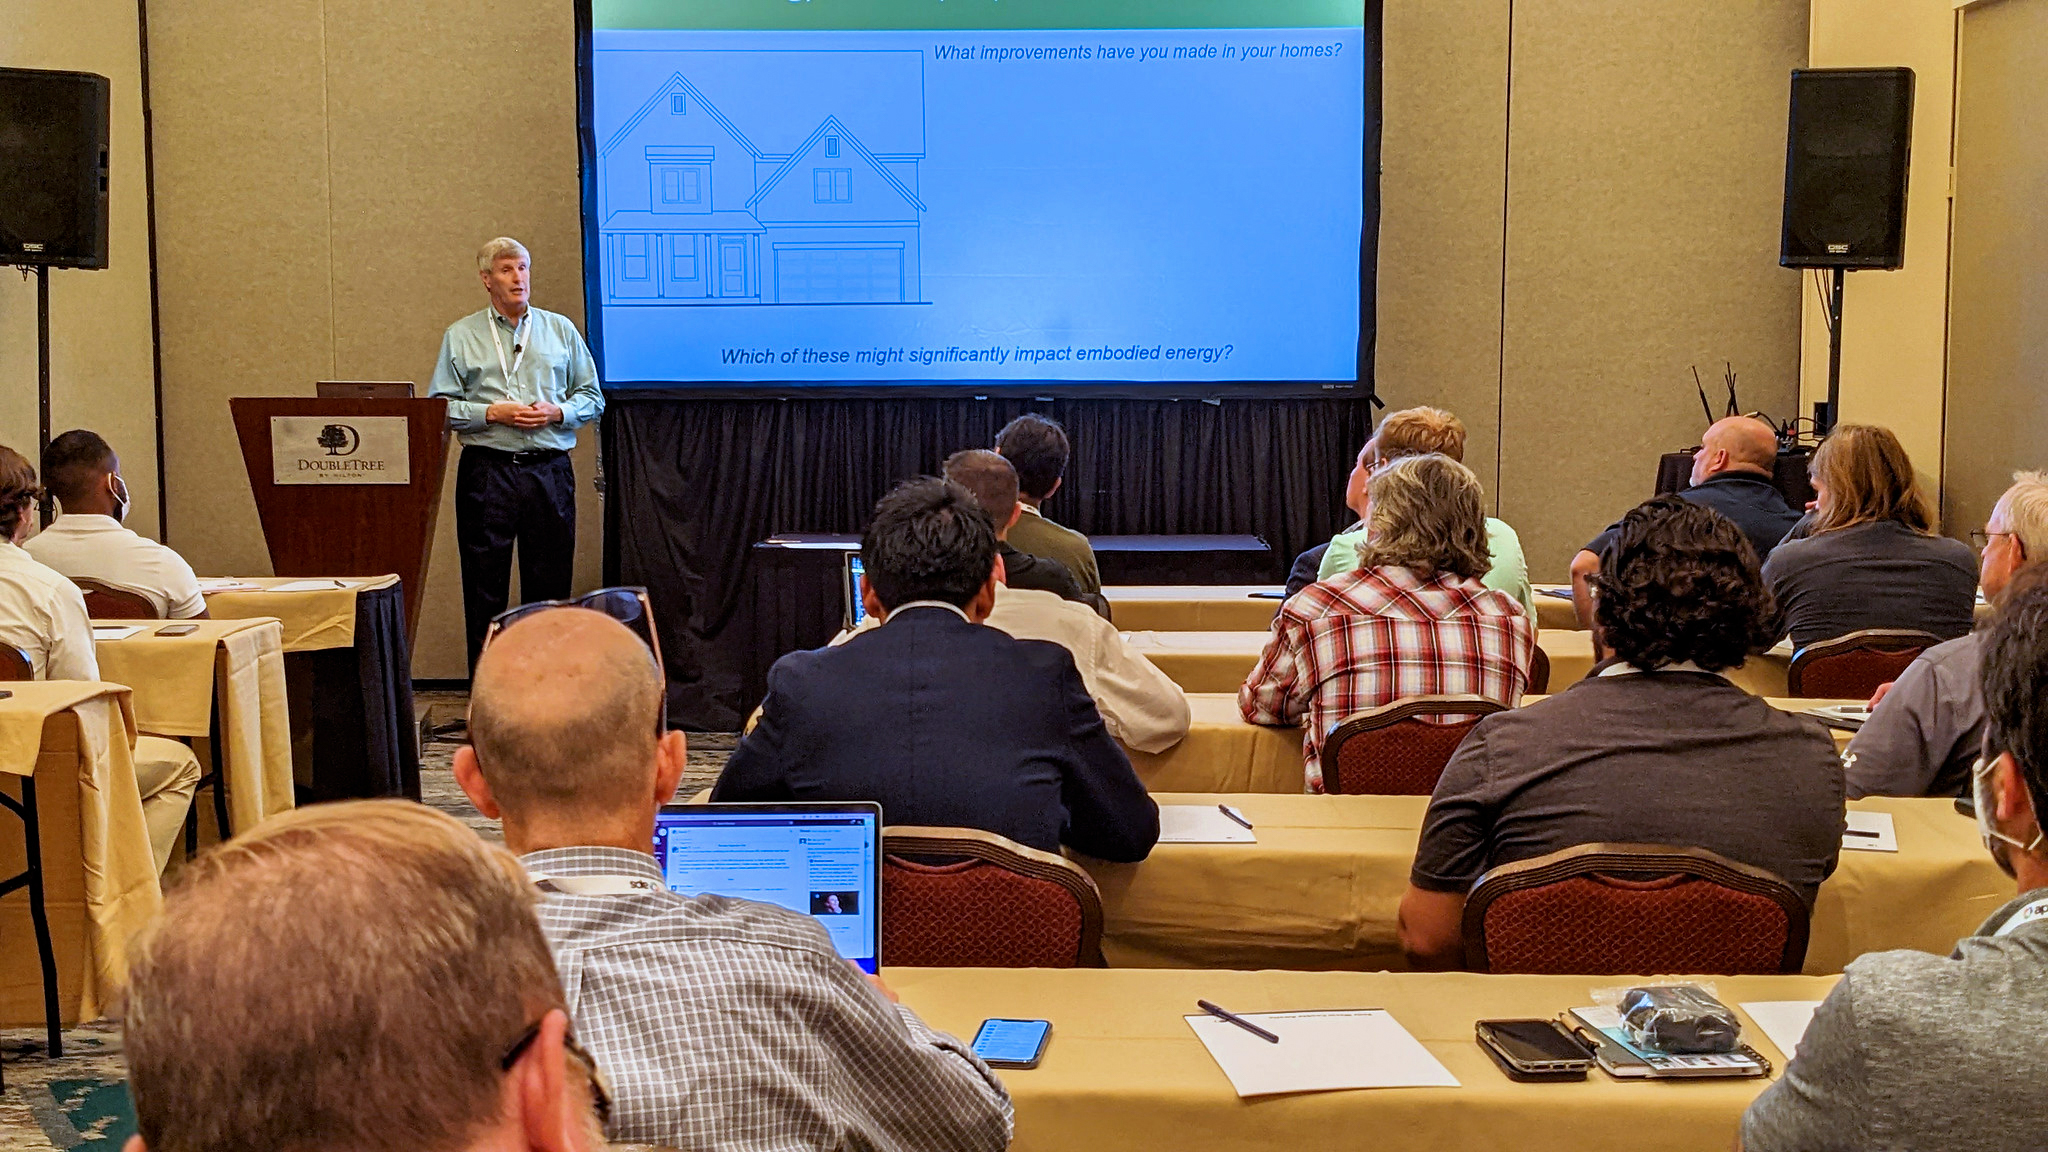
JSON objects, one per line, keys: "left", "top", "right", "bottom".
{"left": 317, "top": 424, "right": 361, "bottom": 456}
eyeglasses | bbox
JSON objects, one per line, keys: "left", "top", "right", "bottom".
{"left": 501, "top": 1016, "right": 614, "bottom": 1129}
{"left": 1971, "top": 530, "right": 2013, "bottom": 551}
{"left": 484, "top": 587, "right": 663, "bottom": 681}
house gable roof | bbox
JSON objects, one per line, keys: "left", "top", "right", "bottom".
{"left": 600, "top": 72, "right": 761, "bottom": 160}
{"left": 744, "top": 116, "right": 927, "bottom": 214}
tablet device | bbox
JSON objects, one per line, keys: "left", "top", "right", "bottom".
{"left": 844, "top": 553, "right": 868, "bottom": 630}
{"left": 652, "top": 802, "right": 883, "bottom": 972}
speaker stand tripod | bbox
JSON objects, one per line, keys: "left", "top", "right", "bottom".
{"left": 1817, "top": 266, "right": 1846, "bottom": 436}
{"left": 34, "top": 265, "right": 51, "bottom": 526}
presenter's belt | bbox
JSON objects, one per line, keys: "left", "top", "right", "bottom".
{"left": 468, "top": 445, "right": 567, "bottom": 466}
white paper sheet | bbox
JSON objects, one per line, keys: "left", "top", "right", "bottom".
{"left": 1157, "top": 805, "right": 1256, "bottom": 844}
{"left": 266, "top": 579, "right": 353, "bottom": 592}
{"left": 1740, "top": 1001, "right": 1821, "bottom": 1060}
{"left": 196, "top": 578, "right": 260, "bottom": 593}
{"left": 89, "top": 625, "right": 145, "bottom": 641}
{"left": 1841, "top": 809, "right": 1898, "bottom": 852}
{"left": 1185, "top": 1009, "right": 1460, "bottom": 1096}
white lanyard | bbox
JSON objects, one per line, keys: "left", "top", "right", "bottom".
{"left": 528, "top": 872, "right": 663, "bottom": 896}
{"left": 1994, "top": 896, "right": 2048, "bottom": 937}
{"left": 489, "top": 308, "right": 530, "bottom": 386}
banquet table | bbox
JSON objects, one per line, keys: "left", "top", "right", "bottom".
{"left": 0, "top": 682, "right": 162, "bottom": 1026}
{"left": 201, "top": 575, "right": 418, "bottom": 801}
{"left": 887, "top": 966, "right": 1838, "bottom": 1152}
{"left": 1078, "top": 793, "right": 2005, "bottom": 975}
{"left": 1124, "top": 693, "right": 1304, "bottom": 793}
{"left": 1538, "top": 630, "right": 1793, "bottom": 695}
{"left": 1104, "top": 586, "right": 1285, "bottom": 632}
{"left": 92, "top": 617, "right": 295, "bottom": 836}
{"left": 1532, "top": 582, "right": 1994, "bottom": 633}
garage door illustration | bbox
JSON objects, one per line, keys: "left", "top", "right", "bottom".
{"left": 773, "top": 245, "right": 905, "bottom": 303}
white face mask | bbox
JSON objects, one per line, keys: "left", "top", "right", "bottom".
{"left": 110, "top": 475, "right": 129, "bottom": 523}
{"left": 1972, "top": 754, "right": 2044, "bottom": 878}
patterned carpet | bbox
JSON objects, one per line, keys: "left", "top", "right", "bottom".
{"left": 0, "top": 691, "right": 737, "bottom": 1150}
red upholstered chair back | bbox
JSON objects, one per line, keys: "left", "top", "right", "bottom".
{"left": 0, "top": 646, "right": 29, "bottom": 681}
{"left": 1321, "top": 695, "right": 1507, "bottom": 795}
{"left": 1463, "top": 843, "right": 1809, "bottom": 975}
{"left": 880, "top": 826, "right": 1105, "bottom": 968}
{"left": 73, "top": 578, "right": 158, "bottom": 620}
{"left": 1786, "top": 628, "right": 1945, "bottom": 699}
{"left": 1528, "top": 644, "right": 1551, "bottom": 695}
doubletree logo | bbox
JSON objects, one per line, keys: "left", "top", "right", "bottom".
{"left": 317, "top": 424, "right": 361, "bottom": 456}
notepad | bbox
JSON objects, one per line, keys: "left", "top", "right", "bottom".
{"left": 1157, "top": 806, "right": 1256, "bottom": 844}
{"left": 267, "top": 579, "right": 352, "bottom": 592}
{"left": 1740, "top": 1001, "right": 1821, "bottom": 1060}
{"left": 1803, "top": 703, "right": 1870, "bottom": 731}
{"left": 196, "top": 578, "right": 260, "bottom": 593}
{"left": 1536, "top": 586, "right": 1574, "bottom": 600}
{"left": 1841, "top": 809, "right": 1897, "bottom": 852}
{"left": 1185, "top": 1009, "right": 1459, "bottom": 1096}
{"left": 90, "top": 625, "right": 146, "bottom": 641}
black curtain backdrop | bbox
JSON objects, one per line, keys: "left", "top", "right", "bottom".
{"left": 605, "top": 397, "right": 1377, "bottom": 729}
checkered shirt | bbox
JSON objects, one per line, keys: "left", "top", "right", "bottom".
{"left": 522, "top": 846, "right": 1013, "bottom": 1151}
{"left": 1238, "top": 565, "right": 1536, "bottom": 790}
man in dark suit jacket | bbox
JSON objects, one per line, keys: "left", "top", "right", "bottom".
{"left": 715, "top": 477, "right": 1158, "bottom": 862}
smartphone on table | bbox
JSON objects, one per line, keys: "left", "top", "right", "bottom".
{"left": 1475, "top": 1018, "right": 1593, "bottom": 1081}
{"left": 971, "top": 1019, "right": 1052, "bottom": 1069}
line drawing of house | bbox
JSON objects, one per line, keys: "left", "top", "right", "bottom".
{"left": 597, "top": 51, "right": 927, "bottom": 307}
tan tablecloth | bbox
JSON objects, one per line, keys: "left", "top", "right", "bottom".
{"left": 1122, "top": 631, "right": 1268, "bottom": 695}
{"left": 94, "top": 618, "right": 295, "bottom": 834}
{"left": 0, "top": 682, "right": 162, "bottom": 1024}
{"left": 202, "top": 574, "right": 400, "bottom": 653}
{"left": 1079, "top": 793, "right": 2005, "bottom": 975}
{"left": 1532, "top": 583, "right": 1992, "bottom": 633}
{"left": 1539, "top": 630, "right": 1793, "bottom": 696}
{"left": 887, "top": 967, "right": 1839, "bottom": 1152}
{"left": 1125, "top": 694, "right": 1304, "bottom": 794}
{"left": 1105, "top": 586, "right": 1286, "bottom": 632}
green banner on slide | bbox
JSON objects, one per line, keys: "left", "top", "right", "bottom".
{"left": 593, "top": 0, "right": 1364, "bottom": 32}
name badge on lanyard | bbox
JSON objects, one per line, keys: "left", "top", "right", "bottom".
{"left": 528, "top": 872, "right": 664, "bottom": 897}
{"left": 1995, "top": 896, "right": 2048, "bottom": 937}
{"left": 489, "top": 310, "right": 530, "bottom": 393}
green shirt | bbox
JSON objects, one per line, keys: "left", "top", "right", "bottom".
{"left": 428, "top": 305, "right": 604, "bottom": 452}
{"left": 1318, "top": 517, "right": 1535, "bottom": 617}
{"left": 1006, "top": 506, "right": 1100, "bottom": 595}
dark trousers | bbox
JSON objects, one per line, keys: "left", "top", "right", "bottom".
{"left": 456, "top": 447, "right": 577, "bottom": 672}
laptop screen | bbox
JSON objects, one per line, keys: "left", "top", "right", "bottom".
{"left": 845, "top": 553, "right": 868, "bottom": 629}
{"left": 652, "top": 802, "right": 882, "bottom": 972}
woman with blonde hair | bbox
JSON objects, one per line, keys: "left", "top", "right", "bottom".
{"left": 1762, "top": 424, "right": 1977, "bottom": 646}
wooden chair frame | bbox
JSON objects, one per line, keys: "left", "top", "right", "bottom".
{"left": 1786, "top": 628, "right": 1946, "bottom": 698}
{"left": 1528, "top": 644, "right": 1551, "bottom": 695}
{"left": 1461, "top": 841, "right": 1810, "bottom": 975}
{"left": 1320, "top": 694, "right": 1507, "bottom": 795}
{"left": 882, "top": 825, "right": 1107, "bottom": 967}
{"left": 74, "top": 577, "right": 159, "bottom": 621}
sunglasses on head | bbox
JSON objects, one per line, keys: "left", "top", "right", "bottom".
{"left": 484, "top": 587, "right": 663, "bottom": 678}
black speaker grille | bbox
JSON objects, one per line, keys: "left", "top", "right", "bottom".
{"left": 0, "top": 68, "right": 111, "bottom": 269}
{"left": 1780, "top": 68, "right": 1913, "bottom": 270}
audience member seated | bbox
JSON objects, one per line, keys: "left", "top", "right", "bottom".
{"left": 0, "top": 446, "right": 196, "bottom": 874}
{"left": 1845, "top": 470, "right": 2048, "bottom": 799}
{"left": 1240, "top": 453, "right": 1536, "bottom": 792}
{"left": 124, "top": 800, "right": 606, "bottom": 1152}
{"left": 943, "top": 449, "right": 1103, "bottom": 615}
{"left": 718, "top": 477, "right": 1157, "bottom": 860}
{"left": 455, "top": 604, "right": 1014, "bottom": 1150}
{"left": 1740, "top": 563, "right": 2048, "bottom": 1151}
{"left": 1397, "top": 496, "right": 1844, "bottom": 970}
{"left": 26, "top": 430, "right": 207, "bottom": 619}
{"left": 1571, "top": 416, "right": 1802, "bottom": 628}
{"left": 996, "top": 413, "right": 1101, "bottom": 595}
{"left": 1763, "top": 423, "right": 1978, "bottom": 647}
{"left": 1314, "top": 407, "right": 1534, "bottom": 615}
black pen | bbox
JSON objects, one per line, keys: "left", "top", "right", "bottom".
{"left": 1198, "top": 999, "right": 1279, "bottom": 1043}
{"left": 1844, "top": 828, "right": 1881, "bottom": 838}
{"left": 1217, "top": 804, "right": 1254, "bottom": 830}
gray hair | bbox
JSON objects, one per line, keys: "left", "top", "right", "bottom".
{"left": 1354, "top": 453, "right": 1492, "bottom": 581}
{"left": 1996, "top": 471, "right": 2048, "bottom": 561}
{"left": 477, "top": 236, "right": 530, "bottom": 271}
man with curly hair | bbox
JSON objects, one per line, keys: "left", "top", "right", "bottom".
{"left": 1396, "top": 495, "right": 1845, "bottom": 969}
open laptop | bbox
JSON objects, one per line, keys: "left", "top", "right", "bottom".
{"left": 652, "top": 801, "right": 883, "bottom": 972}
{"left": 844, "top": 553, "right": 868, "bottom": 630}
{"left": 316, "top": 380, "right": 415, "bottom": 399}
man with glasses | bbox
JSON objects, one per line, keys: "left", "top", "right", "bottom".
{"left": 122, "top": 800, "right": 608, "bottom": 1152}
{"left": 453, "top": 604, "right": 1012, "bottom": 1150}
{"left": 1844, "top": 471, "right": 2048, "bottom": 798}
{"left": 1740, "top": 561, "right": 2048, "bottom": 1151}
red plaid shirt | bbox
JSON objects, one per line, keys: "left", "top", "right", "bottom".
{"left": 1239, "top": 565, "right": 1536, "bottom": 791}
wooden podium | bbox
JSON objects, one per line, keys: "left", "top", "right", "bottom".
{"left": 230, "top": 398, "right": 450, "bottom": 636}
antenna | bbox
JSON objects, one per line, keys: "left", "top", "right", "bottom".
{"left": 1692, "top": 366, "right": 1714, "bottom": 429}
{"left": 1723, "top": 362, "right": 1739, "bottom": 418}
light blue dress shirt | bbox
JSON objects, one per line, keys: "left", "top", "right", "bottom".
{"left": 427, "top": 304, "right": 604, "bottom": 452}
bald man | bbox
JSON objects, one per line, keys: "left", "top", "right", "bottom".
{"left": 1570, "top": 417, "right": 1801, "bottom": 628}
{"left": 452, "top": 608, "right": 1011, "bottom": 1152}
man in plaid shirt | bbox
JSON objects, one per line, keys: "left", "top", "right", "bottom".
{"left": 454, "top": 607, "right": 1012, "bottom": 1151}
{"left": 1241, "top": 453, "right": 1537, "bottom": 790}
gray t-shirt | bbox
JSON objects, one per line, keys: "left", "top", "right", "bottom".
{"left": 1410, "top": 670, "right": 1845, "bottom": 905}
{"left": 1761, "top": 520, "right": 1979, "bottom": 647}
{"left": 1742, "top": 889, "right": 2048, "bottom": 1152}
{"left": 1843, "top": 633, "right": 1984, "bottom": 800}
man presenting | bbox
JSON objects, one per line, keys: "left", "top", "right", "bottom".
{"left": 430, "top": 237, "right": 604, "bottom": 671}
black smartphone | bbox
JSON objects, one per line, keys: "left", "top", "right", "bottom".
{"left": 1475, "top": 1019, "right": 1593, "bottom": 1081}
{"left": 155, "top": 623, "right": 200, "bottom": 637}
{"left": 971, "top": 1018, "right": 1052, "bottom": 1069}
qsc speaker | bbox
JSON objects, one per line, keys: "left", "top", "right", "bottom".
{"left": 0, "top": 68, "right": 111, "bottom": 270}
{"left": 1780, "top": 67, "right": 1913, "bottom": 270}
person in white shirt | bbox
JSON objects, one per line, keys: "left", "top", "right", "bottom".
{"left": 26, "top": 430, "right": 207, "bottom": 619}
{"left": 0, "top": 445, "right": 201, "bottom": 873}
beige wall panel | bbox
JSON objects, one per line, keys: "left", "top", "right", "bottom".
{"left": 1944, "top": 0, "right": 2048, "bottom": 537}
{"left": 146, "top": 0, "right": 332, "bottom": 575}
{"left": 1499, "top": 0, "right": 1808, "bottom": 581}
{"left": 1802, "top": 0, "right": 1958, "bottom": 504}
{"left": 0, "top": 1, "right": 161, "bottom": 538}
{"left": 1375, "top": 0, "right": 1510, "bottom": 499}
{"left": 322, "top": 0, "right": 597, "bottom": 678}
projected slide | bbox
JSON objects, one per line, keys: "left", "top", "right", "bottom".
{"left": 586, "top": 1, "right": 1368, "bottom": 385}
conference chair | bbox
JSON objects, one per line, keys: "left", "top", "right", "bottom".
{"left": 0, "top": 645, "right": 28, "bottom": 682}
{"left": 881, "top": 826, "right": 1105, "bottom": 968}
{"left": 73, "top": 578, "right": 158, "bottom": 620}
{"left": 1462, "top": 843, "right": 1810, "bottom": 976}
{"left": 1320, "top": 694, "right": 1507, "bottom": 795}
{"left": 1527, "top": 644, "right": 1551, "bottom": 695}
{"left": 1785, "top": 628, "right": 1946, "bottom": 699}
{"left": 0, "top": 645, "right": 65, "bottom": 1069}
